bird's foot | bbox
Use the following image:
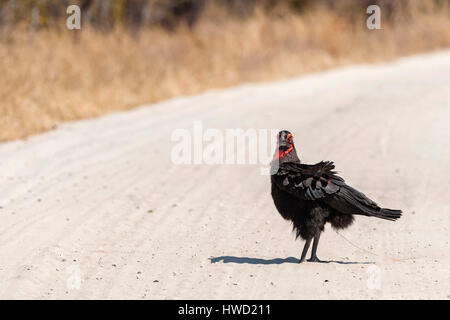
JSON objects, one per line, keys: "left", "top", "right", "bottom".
{"left": 298, "top": 258, "right": 307, "bottom": 264}
{"left": 307, "top": 256, "right": 328, "bottom": 263}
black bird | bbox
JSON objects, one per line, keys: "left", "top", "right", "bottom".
{"left": 270, "top": 130, "right": 401, "bottom": 263}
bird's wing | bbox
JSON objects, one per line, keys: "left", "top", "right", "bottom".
{"left": 273, "top": 161, "right": 345, "bottom": 200}
{"left": 273, "top": 161, "right": 401, "bottom": 220}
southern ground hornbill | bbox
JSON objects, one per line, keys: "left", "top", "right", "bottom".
{"left": 270, "top": 130, "right": 401, "bottom": 263}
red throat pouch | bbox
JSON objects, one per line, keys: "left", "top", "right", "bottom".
{"left": 273, "top": 144, "right": 293, "bottom": 161}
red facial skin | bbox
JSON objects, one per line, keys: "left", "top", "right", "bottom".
{"left": 273, "top": 133, "right": 293, "bottom": 161}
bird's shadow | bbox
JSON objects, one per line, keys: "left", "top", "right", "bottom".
{"left": 209, "top": 256, "right": 375, "bottom": 265}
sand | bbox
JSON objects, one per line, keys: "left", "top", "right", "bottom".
{"left": 0, "top": 51, "right": 449, "bottom": 299}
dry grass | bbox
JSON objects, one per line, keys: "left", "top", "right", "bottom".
{"left": 1, "top": 3, "right": 449, "bottom": 141}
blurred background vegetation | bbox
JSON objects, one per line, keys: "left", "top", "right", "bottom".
{"left": 0, "top": 0, "right": 449, "bottom": 141}
{"left": 2, "top": 0, "right": 447, "bottom": 30}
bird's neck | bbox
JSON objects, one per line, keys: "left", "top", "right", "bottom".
{"left": 273, "top": 147, "right": 301, "bottom": 164}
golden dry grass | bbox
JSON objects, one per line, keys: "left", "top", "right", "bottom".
{"left": 1, "top": 3, "right": 449, "bottom": 141}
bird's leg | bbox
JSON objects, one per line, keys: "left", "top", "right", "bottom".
{"left": 308, "top": 232, "right": 327, "bottom": 263}
{"left": 299, "top": 239, "right": 312, "bottom": 263}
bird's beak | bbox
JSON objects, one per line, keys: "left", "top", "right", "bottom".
{"left": 278, "top": 139, "right": 290, "bottom": 150}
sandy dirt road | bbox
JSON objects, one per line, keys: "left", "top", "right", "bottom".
{"left": 0, "top": 51, "right": 449, "bottom": 299}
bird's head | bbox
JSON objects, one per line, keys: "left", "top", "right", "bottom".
{"left": 273, "top": 130, "right": 299, "bottom": 163}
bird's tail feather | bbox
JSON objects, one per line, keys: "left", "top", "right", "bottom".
{"left": 372, "top": 208, "right": 402, "bottom": 221}
{"left": 338, "top": 187, "right": 402, "bottom": 221}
